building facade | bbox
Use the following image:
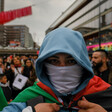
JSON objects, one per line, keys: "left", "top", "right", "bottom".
{"left": 0, "top": 0, "right": 4, "bottom": 46}
{"left": 3, "top": 25, "right": 34, "bottom": 48}
{"left": 46, "top": 0, "right": 112, "bottom": 52}
{"left": 25, "top": 33, "right": 34, "bottom": 48}
{"left": 0, "top": 0, "right": 4, "bottom": 12}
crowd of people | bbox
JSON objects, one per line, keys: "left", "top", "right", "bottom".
{"left": 0, "top": 27, "right": 112, "bottom": 112}
{"left": 86, "top": 31, "right": 112, "bottom": 46}
{"left": 0, "top": 55, "right": 38, "bottom": 102}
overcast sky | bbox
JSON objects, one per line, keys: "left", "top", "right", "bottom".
{"left": 5, "top": 0, "right": 75, "bottom": 46}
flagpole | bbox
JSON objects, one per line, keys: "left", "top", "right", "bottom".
{"left": 98, "top": 0, "right": 101, "bottom": 49}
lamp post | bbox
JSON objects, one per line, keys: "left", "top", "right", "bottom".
{"left": 98, "top": 0, "right": 101, "bottom": 49}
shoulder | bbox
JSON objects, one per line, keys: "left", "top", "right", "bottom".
{"left": 87, "top": 76, "right": 110, "bottom": 92}
{"left": 12, "top": 82, "right": 42, "bottom": 102}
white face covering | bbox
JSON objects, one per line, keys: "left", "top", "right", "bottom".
{"left": 45, "top": 63, "right": 83, "bottom": 94}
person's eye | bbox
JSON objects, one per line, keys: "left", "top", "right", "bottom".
{"left": 46, "top": 59, "right": 59, "bottom": 65}
{"left": 67, "top": 59, "right": 77, "bottom": 65}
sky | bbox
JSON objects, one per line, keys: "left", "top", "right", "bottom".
{"left": 5, "top": 0, "right": 75, "bottom": 46}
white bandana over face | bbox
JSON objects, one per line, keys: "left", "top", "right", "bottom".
{"left": 45, "top": 63, "right": 83, "bottom": 94}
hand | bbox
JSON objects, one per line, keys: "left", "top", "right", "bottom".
{"left": 78, "top": 97, "right": 107, "bottom": 112}
{"left": 21, "top": 66, "right": 24, "bottom": 73}
{"left": 34, "top": 103, "right": 60, "bottom": 112}
{"left": 10, "top": 64, "right": 15, "bottom": 72}
{"left": 1, "top": 64, "right": 5, "bottom": 72}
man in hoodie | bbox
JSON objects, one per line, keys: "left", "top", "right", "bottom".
{"left": 1, "top": 28, "right": 112, "bottom": 112}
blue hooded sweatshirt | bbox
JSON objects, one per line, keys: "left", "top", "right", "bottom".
{"left": 1, "top": 27, "right": 94, "bottom": 112}
{"left": 35, "top": 27, "right": 94, "bottom": 96}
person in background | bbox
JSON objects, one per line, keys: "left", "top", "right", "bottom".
{"left": 0, "top": 57, "right": 6, "bottom": 74}
{"left": 3, "top": 56, "right": 7, "bottom": 68}
{"left": 28, "top": 55, "right": 35, "bottom": 65}
{"left": 3, "top": 56, "right": 11, "bottom": 71}
{"left": 92, "top": 49, "right": 112, "bottom": 84}
{"left": 6, "top": 56, "right": 24, "bottom": 99}
{"left": 22, "top": 59, "right": 37, "bottom": 87}
{"left": 1, "top": 28, "right": 112, "bottom": 112}
{"left": 0, "top": 73, "right": 12, "bottom": 103}
{"left": 32, "top": 55, "right": 38, "bottom": 67}
{"left": 20, "top": 55, "right": 28, "bottom": 66}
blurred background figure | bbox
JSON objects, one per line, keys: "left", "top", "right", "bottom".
{"left": 32, "top": 55, "right": 38, "bottom": 67}
{"left": 3, "top": 56, "right": 12, "bottom": 71}
{"left": 0, "top": 57, "right": 6, "bottom": 74}
{"left": 23, "top": 59, "right": 37, "bottom": 87}
{"left": 20, "top": 55, "right": 28, "bottom": 67}
{"left": 92, "top": 49, "right": 112, "bottom": 84}
{"left": 6, "top": 56, "right": 24, "bottom": 99}
{"left": 0, "top": 73, "right": 12, "bottom": 103}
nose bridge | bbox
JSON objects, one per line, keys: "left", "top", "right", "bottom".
{"left": 59, "top": 57, "right": 66, "bottom": 66}
{"left": 91, "top": 57, "right": 94, "bottom": 62}
{"left": 60, "top": 61, "right": 66, "bottom": 66}
{"left": 92, "top": 57, "right": 96, "bottom": 63}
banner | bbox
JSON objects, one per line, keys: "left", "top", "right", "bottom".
{"left": 87, "top": 42, "right": 112, "bottom": 52}
{"left": 0, "top": 6, "right": 32, "bottom": 24}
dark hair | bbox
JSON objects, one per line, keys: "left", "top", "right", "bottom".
{"left": 24, "top": 58, "right": 32, "bottom": 64}
{"left": 0, "top": 73, "right": 6, "bottom": 79}
{"left": 94, "top": 49, "right": 108, "bottom": 58}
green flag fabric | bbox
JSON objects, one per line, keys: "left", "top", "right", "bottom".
{"left": 0, "top": 87, "right": 8, "bottom": 111}
{"left": 13, "top": 82, "right": 60, "bottom": 105}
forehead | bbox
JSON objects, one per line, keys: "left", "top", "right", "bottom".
{"left": 92, "top": 52, "right": 101, "bottom": 57}
{"left": 14, "top": 57, "right": 17, "bottom": 60}
{"left": 26, "top": 60, "right": 31, "bottom": 62}
{"left": 0, "top": 58, "right": 3, "bottom": 61}
{"left": 2, "top": 75, "right": 6, "bottom": 78}
{"left": 0, "top": 75, "right": 6, "bottom": 79}
{"left": 49, "top": 53, "right": 72, "bottom": 58}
